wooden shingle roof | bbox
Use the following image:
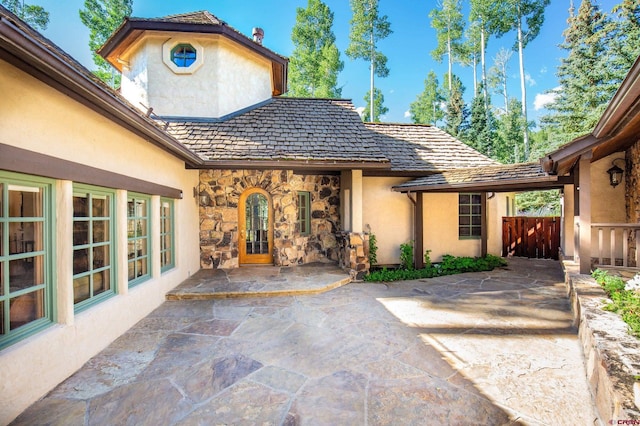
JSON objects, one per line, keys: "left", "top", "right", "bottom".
{"left": 365, "top": 123, "right": 498, "bottom": 173}
{"left": 393, "top": 163, "right": 564, "bottom": 192}
{"left": 166, "top": 98, "right": 390, "bottom": 167}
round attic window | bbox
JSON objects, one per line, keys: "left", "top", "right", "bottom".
{"left": 171, "top": 44, "right": 197, "bottom": 67}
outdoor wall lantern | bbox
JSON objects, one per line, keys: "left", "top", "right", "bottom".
{"left": 193, "top": 187, "right": 211, "bottom": 206}
{"left": 607, "top": 158, "right": 625, "bottom": 188}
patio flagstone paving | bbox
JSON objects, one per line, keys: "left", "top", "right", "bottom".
{"left": 12, "top": 258, "right": 598, "bottom": 425}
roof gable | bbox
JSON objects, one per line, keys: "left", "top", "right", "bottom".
{"left": 98, "top": 10, "right": 288, "bottom": 95}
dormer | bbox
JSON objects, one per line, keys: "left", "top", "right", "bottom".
{"left": 99, "top": 11, "right": 288, "bottom": 119}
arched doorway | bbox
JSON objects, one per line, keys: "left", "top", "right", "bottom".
{"left": 238, "top": 188, "right": 273, "bottom": 265}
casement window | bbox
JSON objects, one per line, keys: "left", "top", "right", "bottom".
{"left": 459, "top": 193, "right": 482, "bottom": 239}
{"left": 0, "top": 174, "right": 54, "bottom": 348}
{"left": 297, "top": 191, "right": 311, "bottom": 236}
{"left": 160, "top": 198, "right": 175, "bottom": 272}
{"left": 127, "top": 194, "right": 151, "bottom": 286}
{"left": 73, "top": 185, "right": 115, "bottom": 309}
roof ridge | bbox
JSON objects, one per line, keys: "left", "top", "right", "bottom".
{"left": 365, "top": 122, "right": 433, "bottom": 127}
{"left": 275, "top": 97, "right": 353, "bottom": 102}
{"left": 157, "top": 10, "right": 226, "bottom": 25}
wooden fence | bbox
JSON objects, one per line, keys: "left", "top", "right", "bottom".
{"left": 502, "top": 216, "right": 561, "bottom": 260}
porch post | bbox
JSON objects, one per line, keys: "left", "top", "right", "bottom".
{"left": 415, "top": 192, "right": 424, "bottom": 269}
{"left": 578, "top": 155, "right": 592, "bottom": 274}
{"left": 351, "top": 169, "right": 363, "bottom": 233}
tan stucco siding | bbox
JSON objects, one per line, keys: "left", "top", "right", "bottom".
{"left": 422, "top": 192, "right": 509, "bottom": 262}
{"left": 362, "top": 177, "right": 413, "bottom": 265}
{"left": 0, "top": 59, "right": 200, "bottom": 424}
{"left": 562, "top": 184, "right": 576, "bottom": 257}
{"left": 120, "top": 35, "right": 272, "bottom": 118}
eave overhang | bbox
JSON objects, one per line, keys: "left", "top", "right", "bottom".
{"left": 392, "top": 175, "right": 571, "bottom": 194}
{"left": 0, "top": 8, "right": 203, "bottom": 167}
{"left": 192, "top": 159, "right": 391, "bottom": 172}
{"left": 98, "top": 18, "right": 289, "bottom": 96}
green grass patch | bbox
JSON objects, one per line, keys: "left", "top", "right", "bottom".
{"left": 592, "top": 269, "right": 640, "bottom": 338}
{"left": 365, "top": 254, "right": 507, "bottom": 283}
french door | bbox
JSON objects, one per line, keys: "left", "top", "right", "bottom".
{"left": 238, "top": 188, "right": 273, "bottom": 265}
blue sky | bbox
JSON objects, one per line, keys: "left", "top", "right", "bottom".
{"left": 34, "top": 0, "right": 620, "bottom": 124}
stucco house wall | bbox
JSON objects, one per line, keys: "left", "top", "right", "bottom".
{"left": 0, "top": 59, "right": 200, "bottom": 424}
{"left": 120, "top": 35, "right": 273, "bottom": 118}
{"left": 362, "top": 177, "right": 414, "bottom": 265}
{"left": 421, "top": 192, "right": 510, "bottom": 262}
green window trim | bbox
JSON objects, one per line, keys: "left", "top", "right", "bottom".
{"left": 160, "top": 198, "right": 175, "bottom": 273}
{"left": 297, "top": 191, "right": 311, "bottom": 236}
{"left": 127, "top": 193, "right": 151, "bottom": 286}
{"left": 459, "top": 193, "right": 482, "bottom": 240}
{"left": 73, "top": 184, "right": 116, "bottom": 312}
{"left": 0, "top": 172, "right": 55, "bottom": 350}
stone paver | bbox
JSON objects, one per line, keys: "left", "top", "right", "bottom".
{"left": 12, "top": 258, "right": 598, "bottom": 425}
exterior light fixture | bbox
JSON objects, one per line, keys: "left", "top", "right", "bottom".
{"left": 607, "top": 158, "right": 625, "bottom": 187}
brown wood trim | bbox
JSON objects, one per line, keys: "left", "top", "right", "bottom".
{"left": 0, "top": 143, "right": 183, "bottom": 199}
{"left": 481, "top": 193, "right": 488, "bottom": 257}
{"left": 193, "top": 160, "right": 391, "bottom": 171}
{"left": 415, "top": 192, "right": 424, "bottom": 269}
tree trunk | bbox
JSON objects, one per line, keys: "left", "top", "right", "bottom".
{"left": 447, "top": 31, "right": 452, "bottom": 92}
{"left": 370, "top": 28, "right": 375, "bottom": 122}
{"left": 481, "top": 25, "right": 487, "bottom": 109}
{"left": 472, "top": 52, "right": 478, "bottom": 95}
{"left": 517, "top": 15, "right": 529, "bottom": 160}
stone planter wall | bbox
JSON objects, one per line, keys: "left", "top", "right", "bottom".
{"left": 198, "top": 169, "right": 340, "bottom": 269}
{"left": 337, "top": 232, "right": 370, "bottom": 281}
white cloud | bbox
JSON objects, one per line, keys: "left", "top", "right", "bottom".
{"left": 533, "top": 90, "right": 559, "bottom": 110}
{"left": 356, "top": 106, "right": 365, "bottom": 117}
{"left": 404, "top": 110, "right": 411, "bottom": 118}
{"left": 525, "top": 73, "right": 536, "bottom": 86}
{"left": 540, "top": 66, "right": 547, "bottom": 74}
{"left": 389, "top": 89, "right": 395, "bottom": 94}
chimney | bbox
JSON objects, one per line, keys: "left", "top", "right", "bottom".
{"left": 252, "top": 27, "right": 264, "bottom": 45}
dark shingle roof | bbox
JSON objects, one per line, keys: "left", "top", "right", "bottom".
{"left": 393, "top": 163, "right": 559, "bottom": 192}
{"left": 365, "top": 123, "right": 498, "bottom": 172}
{"left": 166, "top": 98, "right": 389, "bottom": 163}
{"left": 148, "top": 11, "right": 225, "bottom": 25}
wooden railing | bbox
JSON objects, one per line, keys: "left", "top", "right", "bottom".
{"left": 590, "top": 223, "right": 640, "bottom": 268}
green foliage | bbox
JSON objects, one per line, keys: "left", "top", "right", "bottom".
{"left": 368, "top": 232, "right": 378, "bottom": 266}
{"left": 410, "top": 71, "right": 444, "bottom": 125}
{"left": 541, "top": 0, "right": 615, "bottom": 144}
{"left": 592, "top": 269, "right": 640, "bottom": 337}
{"left": 2, "top": 0, "right": 49, "bottom": 29}
{"left": 495, "top": 98, "right": 527, "bottom": 163}
{"left": 288, "top": 0, "right": 344, "bottom": 98}
{"left": 365, "top": 253, "right": 507, "bottom": 282}
{"left": 399, "top": 240, "right": 414, "bottom": 270}
{"left": 443, "top": 73, "right": 468, "bottom": 139}
{"left": 515, "top": 189, "right": 560, "bottom": 215}
{"left": 424, "top": 249, "right": 432, "bottom": 269}
{"left": 429, "top": 0, "right": 466, "bottom": 92}
{"left": 346, "top": 0, "right": 392, "bottom": 78}
{"left": 465, "top": 83, "right": 497, "bottom": 158}
{"left": 79, "top": 0, "right": 133, "bottom": 88}
{"left": 362, "top": 88, "right": 388, "bottom": 122}
{"left": 488, "top": 48, "right": 513, "bottom": 112}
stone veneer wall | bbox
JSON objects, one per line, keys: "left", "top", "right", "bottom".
{"left": 198, "top": 169, "right": 340, "bottom": 269}
{"left": 626, "top": 139, "right": 640, "bottom": 266}
{"left": 337, "top": 232, "right": 370, "bottom": 281}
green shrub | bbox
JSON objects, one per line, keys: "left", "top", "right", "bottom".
{"left": 592, "top": 269, "right": 640, "bottom": 337}
{"left": 368, "top": 232, "right": 378, "bottom": 266}
{"left": 365, "top": 253, "right": 507, "bottom": 283}
{"left": 400, "top": 241, "right": 414, "bottom": 270}
{"left": 423, "top": 249, "right": 432, "bottom": 269}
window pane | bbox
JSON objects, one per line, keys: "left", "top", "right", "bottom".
{"left": 136, "top": 220, "right": 147, "bottom": 237}
{"left": 93, "top": 270, "right": 109, "bottom": 296}
{"left": 136, "top": 239, "right": 147, "bottom": 256}
{"left": 128, "top": 241, "right": 135, "bottom": 259}
{"left": 471, "top": 194, "right": 482, "bottom": 204}
{"left": 0, "top": 301, "right": 3, "bottom": 334}
{"left": 471, "top": 227, "right": 482, "bottom": 237}
{"left": 459, "top": 194, "right": 470, "bottom": 204}
{"left": 93, "top": 220, "right": 109, "bottom": 243}
{"left": 92, "top": 196, "right": 109, "bottom": 217}
{"left": 73, "top": 195, "right": 89, "bottom": 217}
{"left": 74, "top": 276, "right": 90, "bottom": 304}
{"left": 472, "top": 205, "right": 481, "bottom": 215}
{"left": 163, "top": 235, "right": 172, "bottom": 251}
{"left": 73, "top": 221, "right": 89, "bottom": 245}
{"left": 9, "top": 289, "right": 44, "bottom": 330}
{"left": 459, "top": 227, "right": 470, "bottom": 237}
{"left": 9, "top": 256, "right": 44, "bottom": 291}
{"left": 9, "top": 185, "right": 42, "bottom": 217}
{"left": 93, "top": 245, "right": 109, "bottom": 269}
{"left": 459, "top": 205, "right": 470, "bottom": 215}
{"left": 472, "top": 216, "right": 482, "bottom": 226}
{"left": 459, "top": 216, "right": 470, "bottom": 226}
{"left": 0, "top": 219, "right": 3, "bottom": 256}
{"left": 136, "top": 200, "right": 147, "bottom": 217}
{"left": 128, "top": 261, "right": 136, "bottom": 281}
{"left": 73, "top": 249, "right": 89, "bottom": 275}
{"left": 0, "top": 264, "right": 4, "bottom": 296}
